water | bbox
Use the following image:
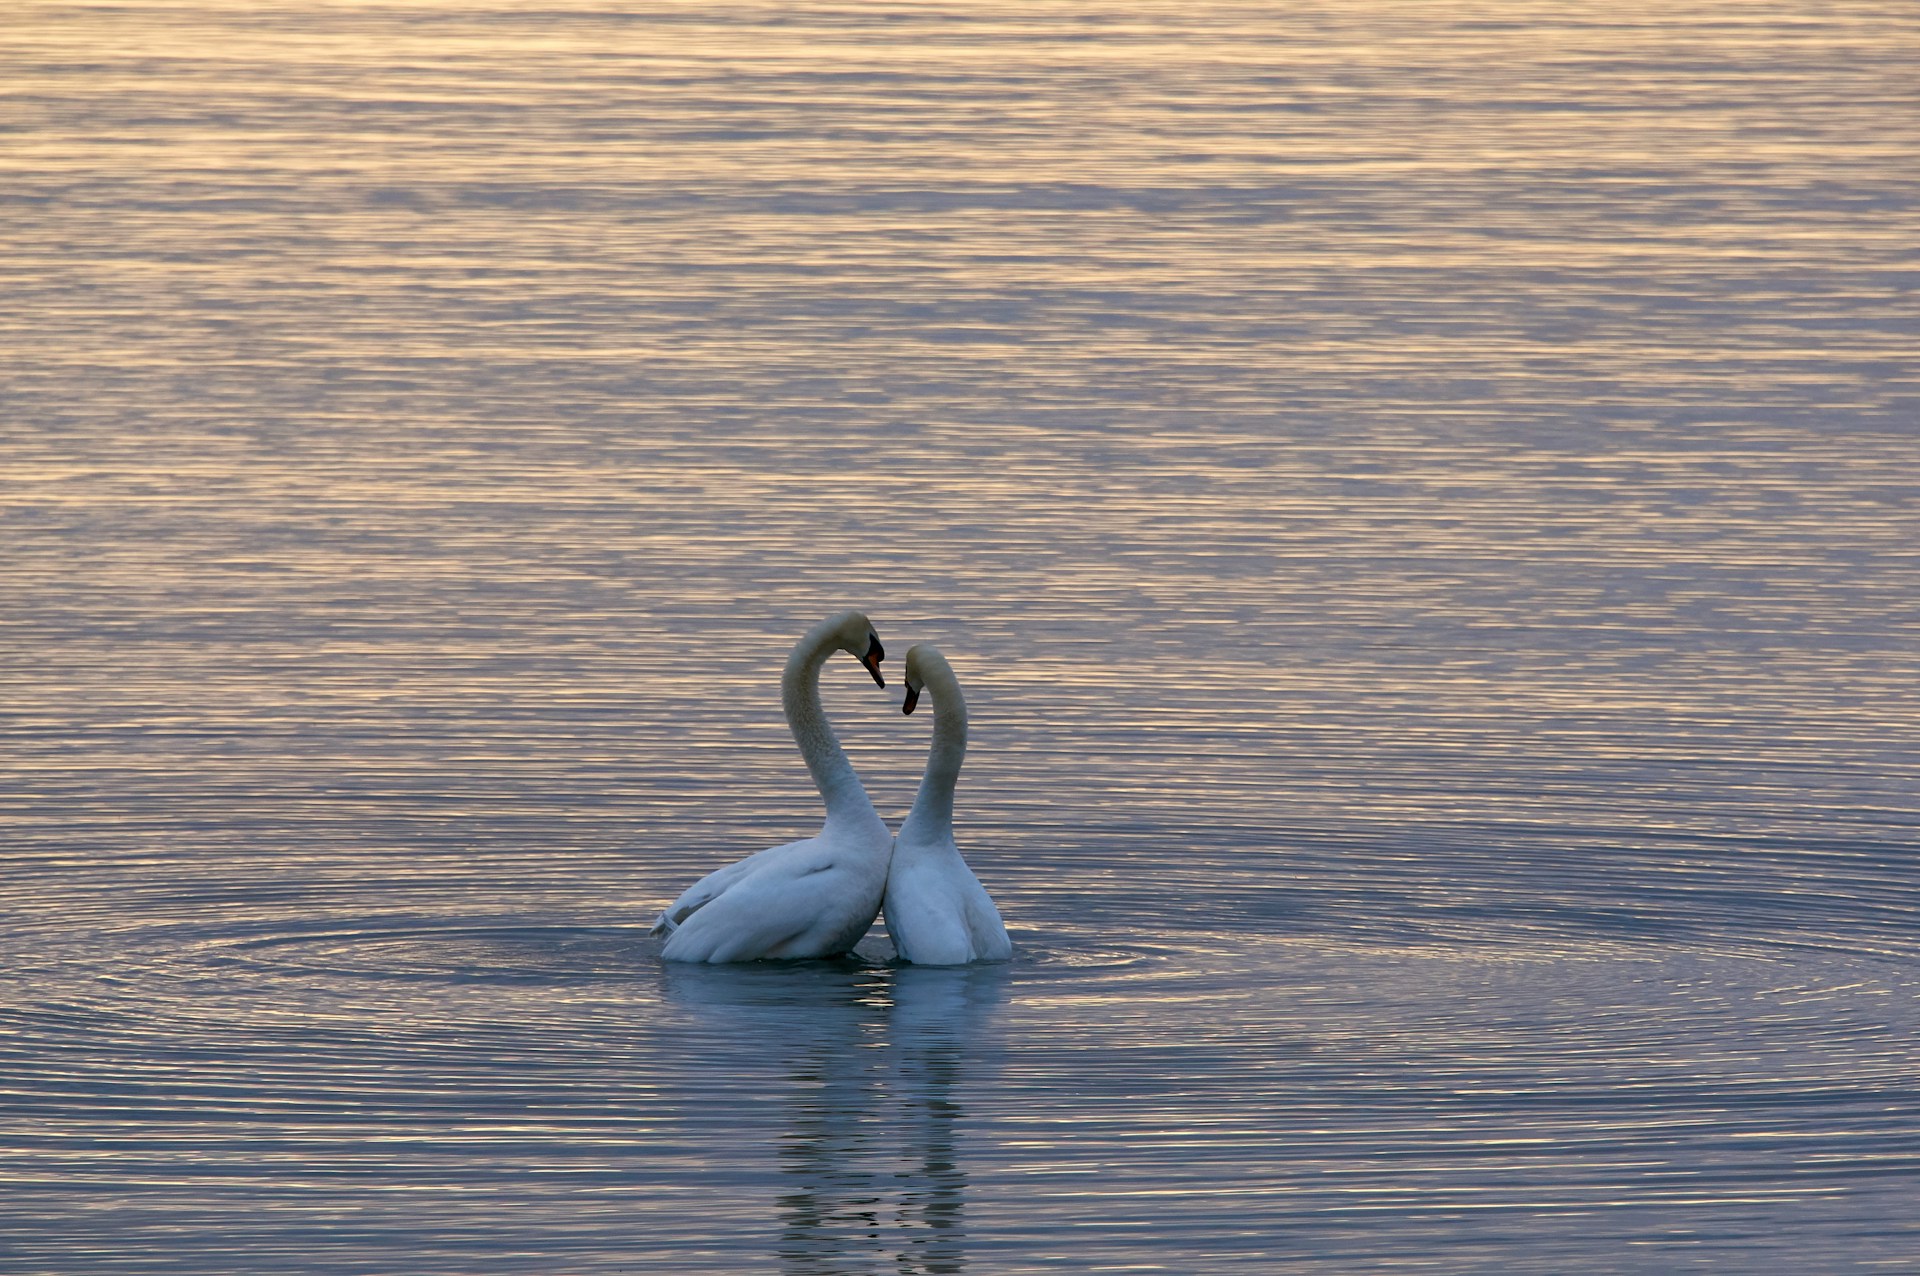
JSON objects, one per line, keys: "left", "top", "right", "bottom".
{"left": 4, "top": 0, "right": 1918, "bottom": 1270}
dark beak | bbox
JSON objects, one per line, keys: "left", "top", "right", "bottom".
{"left": 861, "top": 633, "right": 886, "bottom": 687}
{"left": 902, "top": 683, "right": 920, "bottom": 715}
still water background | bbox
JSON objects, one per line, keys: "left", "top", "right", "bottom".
{"left": 4, "top": 1, "right": 1918, "bottom": 1271}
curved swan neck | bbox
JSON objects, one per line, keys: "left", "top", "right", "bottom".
{"left": 782, "top": 616, "right": 874, "bottom": 822}
{"left": 905, "top": 656, "right": 966, "bottom": 834}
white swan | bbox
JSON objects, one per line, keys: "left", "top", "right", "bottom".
{"left": 651, "top": 610, "right": 894, "bottom": 962}
{"left": 882, "top": 645, "right": 1012, "bottom": 965}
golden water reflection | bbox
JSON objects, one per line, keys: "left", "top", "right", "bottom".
{"left": 4, "top": 0, "right": 1919, "bottom": 1270}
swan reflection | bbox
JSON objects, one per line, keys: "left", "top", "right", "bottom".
{"left": 887, "top": 965, "right": 1007, "bottom": 1274}
{"left": 657, "top": 958, "right": 1009, "bottom": 1274}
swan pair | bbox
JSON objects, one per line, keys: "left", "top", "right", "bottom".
{"left": 650, "top": 611, "right": 1012, "bottom": 966}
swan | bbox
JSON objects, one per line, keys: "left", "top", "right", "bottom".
{"left": 651, "top": 610, "right": 894, "bottom": 962}
{"left": 882, "top": 645, "right": 1012, "bottom": 965}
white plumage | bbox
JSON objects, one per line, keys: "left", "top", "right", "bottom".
{"left": 882, "top": 645, "right": 1012, "bottom": 965}
{"left": 651, "top": 611, "right": 893, "bottom": 962}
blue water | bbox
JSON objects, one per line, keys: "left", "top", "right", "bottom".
{"left": 3, "top": 1, "right": 1918, "bottom": 1271}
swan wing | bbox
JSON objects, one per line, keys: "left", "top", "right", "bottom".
{"left": 649, "top": 838, "right": 806, "bottom": 936}
{"left": 660, "top": 850, "right": 883, "bottom": 962}
{"left": 883, "top": 852, "right": 970, "bottom": 965}
{"left": 885, "top": 839, "right": 1012, "bottom": 965}
{"left": 960, "top": 875, "right": 1013, "bottom": 961}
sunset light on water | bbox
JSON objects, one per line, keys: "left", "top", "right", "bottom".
{"left": 3, "top": 1, "right": 1917, "bottom": 1270}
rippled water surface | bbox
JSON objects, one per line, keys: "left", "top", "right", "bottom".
{"left": 4, "top": 1, "right": 1919, "bottom": 1271}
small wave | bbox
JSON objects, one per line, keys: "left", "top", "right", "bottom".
{"left": 189, "top": 919, "right": 658, "bottom": 985}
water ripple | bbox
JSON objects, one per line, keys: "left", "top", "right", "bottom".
{"left": 5, "top": 0, "right": 1919, "bottom": 1269}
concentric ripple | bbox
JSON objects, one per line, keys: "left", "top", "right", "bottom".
{"left": 199, "top": 922, "right": 658, "bottom": 985}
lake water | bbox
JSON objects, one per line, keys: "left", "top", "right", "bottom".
{"left": 4, "top": 1, "right": 1918, "bottom": 1270}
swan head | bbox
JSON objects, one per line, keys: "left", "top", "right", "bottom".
{"left": 826, "top": 609, "right": 887, "bottom": 688}
{"left": 900, "top": 643, "right": 949, "bottom": 715}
